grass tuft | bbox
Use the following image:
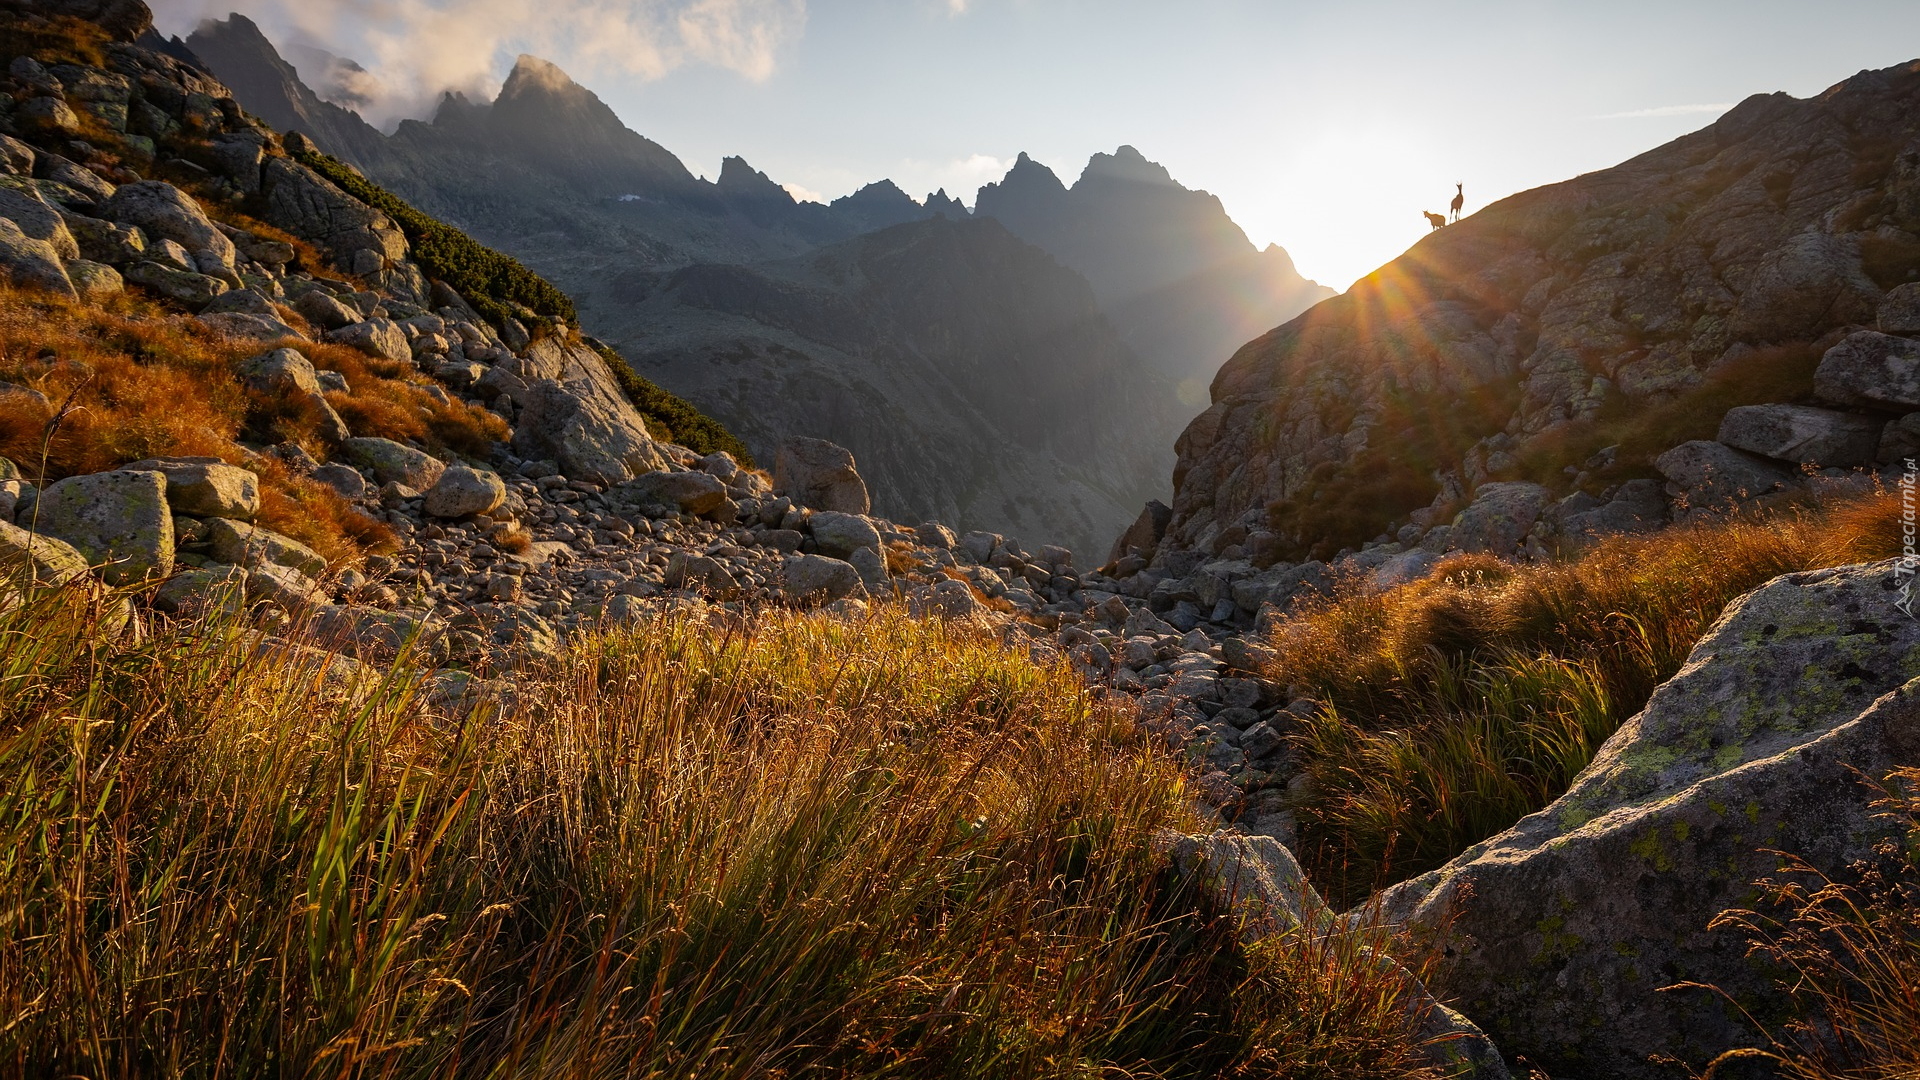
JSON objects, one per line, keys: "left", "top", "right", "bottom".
{"left": 1268, "top": 493, "right": 1904, "bottom": 905}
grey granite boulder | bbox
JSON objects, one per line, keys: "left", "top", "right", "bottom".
{"left": 65, "top": 259, "right": 122, "bottom": 301}
{"left": 1878, "top": 281, "right": 1920, "bottom": 335}
{"left": 59, "top": 211, "right": 144, "bottom": 264}
{"left": 423, "top": 464, "right": 506, "bottom": 518}
{"left": 808, "top": 511, "right": 882, "bottom": 560}
{"left": 609, "top": 469, "right": 727, "bottom": 518}
{"left": 324, "top": 317, "right": 409, "bottom": 364}
{"left": 508, "top": 339, "right": 669, "bottom": 484}
{"left": 293, "top": 288, "right": 360, "bottom": 331}
{"left": 778, "top": 553, "right": 864, "bottom": 605}
{"left": 340, "top": 437, "right": 444, "bottom": 490}
{"left": 1716, "top": 403, "right": 1881, "bottom": 467}
{"left": 204, "top": 518, "right": 327, "bottom": 578}
{"left": 0, "top": 217, "right": 73, "bottom": 298}
{"left": 0, "top": 183, "right": 77, "bottom": 258}
{"left": 33, "top": 469, "right": 173, "bottom": 584}
{"left": 102, "top": 180, "right": 239, "bottom": 283}
{"left": 0, "top": 517, "right": 90, "bottom": 585}
{"left": 124, "top": 260, "right": 225, "bottom": 308}
{"left": 1814, "top": 330, "right": 1920, "bottom": 409}
{"left": 774, "top": 436, "right": 870, "bottom": 514}
{"left": 1447, "top": 481, "right": 1553, "bottom": 555}
{"left": 1377, "top": 560, "right": 1920, "bottom": 1077}
{"left": 125, "top": 458, "right": 258, "bottom": 520}
{"left": 1654, "top": 440, "right": 1794, "bottom": 515}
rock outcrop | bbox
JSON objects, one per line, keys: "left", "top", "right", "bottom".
{"left": 1376, "top": 560, "right": 1920, "bottom": 1076}
{"left": 1156, "top": 59, "right": 1920, "bottom": 569}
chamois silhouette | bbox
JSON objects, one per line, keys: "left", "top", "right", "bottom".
{"left": 1449, "top": 182, "right": 1464, "bottom": 223}
{"left": 1423, "top": 210, "right": 1447, "bottom": 231}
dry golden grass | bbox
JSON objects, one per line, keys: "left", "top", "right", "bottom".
{"left": 0, "top": 285, "right": 511, "bottom": 563}
{"left": 1268, "top": 492, "right": 1904, "bottom": 904}
{"left": 0, "top": 590, "right": 1446, "bottom": 1079}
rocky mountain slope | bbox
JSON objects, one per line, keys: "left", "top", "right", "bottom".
{"left": 1140, "top": 58, "right": 1920, "bottom": 576}
{"left": 175, "top": 15, "right": 1323, "bottom": 550}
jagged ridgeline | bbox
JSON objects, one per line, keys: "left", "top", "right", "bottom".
{"left": 287, "top": 142, "right": 751, "bottom": 463}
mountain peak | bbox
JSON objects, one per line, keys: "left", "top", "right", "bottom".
{"left": 1078, "top": 145, "right": 1178, "bottom": 190}
{"left": 499, "top": 54, "right": 585, "bottom": 102}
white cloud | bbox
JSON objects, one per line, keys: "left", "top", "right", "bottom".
{"left": 1596, "top": 102, "right": 1733, "bottom": 119}
{"left": 783, "top": 182, "right": 825, "bottom": 203}
{"left": 952, "top": 153, "right": 1004, "bottom": 177}
{"left": 150, "top": 0, "right": 806, "bottom": 130}
{"left": 945, "top": 0, "right": 969, "bottom": 14}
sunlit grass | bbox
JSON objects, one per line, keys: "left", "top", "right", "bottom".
{"left": 1267, "top": 492, "right": 1904, "bottom": 906}
{"left": 0, "top": 585, "right": 1445, "bottom": 1078}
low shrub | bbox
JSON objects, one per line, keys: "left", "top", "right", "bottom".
{"left": 1269, "top": 493, "right": 1904, "bottom": 905}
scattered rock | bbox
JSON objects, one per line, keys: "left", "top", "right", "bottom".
{"left": 102, "top": 180, "right": 239, "bottom": 283}
{"left": 1653, "top": 440, "right": 1795, "bottom": 515}
{"left": 125, "top": 458, "right": 259, "bottom": 519}
{"left": 1813, "top": 330, "right": 1920, "bottom": 409}
{"left": 808, "top": 510, "right": 881, "bottom": 560}
{"left": 0, "top": 217, "right": 73, "bottom": 297}
{"left": 323, "top": 316, "right": 409, "bottom": 363}
{"left": 204, "top": 518, "right": 327, "bottom": 578}
{"left": 778, "top": 553, "right": 864, "bottom": 605}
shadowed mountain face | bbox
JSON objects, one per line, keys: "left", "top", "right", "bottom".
{"left": 592, "top": 217, "right": 1182, "bottom": 552}
{"left": 186, "top": 15, "right": 1303, "bottom": 550}
{"left": 1160, "top": 59, "right": 1920, "bottom": 564}
{"left": 973, "top": 148, "right": 1335, "bottom": 388}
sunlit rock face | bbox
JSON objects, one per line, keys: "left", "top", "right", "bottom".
{"left": 1160, "top": 59, "right": 1920, "bottom": 563}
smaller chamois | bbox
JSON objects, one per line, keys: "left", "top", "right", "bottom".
{"left": 1423, "top": 210, "right": 1447, "bottom": 230}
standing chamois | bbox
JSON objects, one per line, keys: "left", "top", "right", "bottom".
{"left": 1449, "top": 182, "right": 1464, "bottom": 223}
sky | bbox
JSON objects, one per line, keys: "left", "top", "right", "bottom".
{"left": 150, "top": 0, "right": 1920, "bottom": 290}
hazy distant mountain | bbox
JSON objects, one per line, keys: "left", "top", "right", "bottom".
{"left": 974, "top": 147, "right": 1335, "bottom": 388}
{"left": 186, "top": 15, "right": 1287, "bottom": 550}
{"left": 587, "top": 216, "right": 1182, "bottom": 551}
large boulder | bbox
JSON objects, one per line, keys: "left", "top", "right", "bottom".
{"left": 59, "top": 211, "right": 146, "bottom": 264}
{"left": 102, "top": 181, "right": 239, "bottom": 283}
{"left": 1878, "top": 281, "right": 1920, "bottom": 335}
{"left": 1813, "top": 330, "right": 1920, "bottom": 409}
{"left": 0, "top": 217, "right": 73, "bottom": 298}
{"left": 259, "top": 158, "right": 409, "bottom": 274}
{"left": 0, "top": 518, "right": 91, "bottom": 585}
{"left": 808, "top": 510, "right": 882, "bottom": 560}
{"left": 1108, "top": 498, "right": 1173, "bottom": 565}
{"left": 422, "top": 465, "right": 506, "bottom": 519}
{"left": 508, "top": 338, "right": 669, "bottom": 484}
{"left": 293, "top": 288, "right": 361, "bottom": 331}
{"left": 0, "top": 183, "right": 78, "bottom": 259}
{"left": 123, "top": 261, "right": 225, "bottom": 308}
{"left": 1378, "top": 560, "right": 1920, "bottom": 1077}
{"left": 238, "top": 348, "right": 349, "bottom": 442}
{"left": 608, "top": 469, "right": 727, "bottom": 519}
{"left": 1447, "top": 481, "right": 1553, "bottom": 555}
{"left": 324, "top": 317, "right": 409, "bottom": 364}
{"left": 33, "top": 469, "right": 174, "bottom": 585}
{"left": 1715, "top": 403, "right": 1881, "bottom": 467}
{"left": 774, "top": 436, "right": 871, "bottom": 514}
{"left": 778, "top": 553, "right": 864, "bottom": 605}
{"left": 1557, "top": 478, "right": 1667, "bottom": 544}
{"left": 125, "top": 457, "right": 258, "bottom": 520}
{"left": 340, "top": 437, "right": 444, "bottom": 490}
{"left": 204, "top": 519, "right": 327, "bottom": 578}
{"left": 1654, "top": 440, "right": 1794, "bottom": 515}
